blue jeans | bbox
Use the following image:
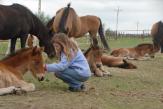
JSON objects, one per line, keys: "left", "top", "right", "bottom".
{"left": 55, "top": 68, "right": 89, "bottom": 88}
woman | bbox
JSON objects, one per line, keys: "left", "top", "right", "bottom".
{"left": 45, "top": 33, "right": 91, "bottom": 92}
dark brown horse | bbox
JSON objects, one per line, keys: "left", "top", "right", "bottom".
{"left": 0, "top": 3, "right": 54, "bottom": 57}
{"left": 84, "top": 45, "right": 111, "bottom": 77}
{"left": 48, "top": 3, "right": 110, "bottom": 50}
{"left": 151, "top": 21, "right": 163, "bottom": 52}
{"left": 0, "top": 46, "right": 45, "bottom": 95}
{"left": 111, "top": 43, "right": 159, "bottom": 60}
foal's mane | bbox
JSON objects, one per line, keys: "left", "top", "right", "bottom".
{"left": 2, "top": 48, "right": 31, "bottom": 61}
{"left": 135, "top": 43, "right": 152, "bottom": 48}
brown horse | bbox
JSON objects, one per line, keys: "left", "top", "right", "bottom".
{"left": 49, "top": 3, "right": 110, "bottom": 50}
{"left": 151, "top": 21, "right": 163, "bottom": 52}
{"left": 84, "top": 45, "right": 111, "bottom": 77}
{"left": 101, "top": 55, "right": 137, "bottom": 69}
{"left": 84, "top": 45, "right": 137, "bottom": 72}
{"left": 0, "top": 46, "right": 45, "bottom": 95}
{"left": 110, "top": 43, "right": 159, "bottom": 60}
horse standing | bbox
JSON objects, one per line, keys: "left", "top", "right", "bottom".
{"left": 151, "top": 21, "right": 163, "bottom": 52}
{"left": 110, "top": 43, "right": 159, "bottom": 60}
{"left": 0, "top": 46, "right": 45, "bottom": 95}
{"left": 49, "top": 4, "right": 110, "bottom": 50}
{"left": 0, "top": 3, "right": 54, "bottom": 57}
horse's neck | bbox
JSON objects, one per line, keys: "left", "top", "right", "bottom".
{"left": 1, "top": 53, "right": 30, "bottom": 75}
{"left": 85, "top": 51, "right": 94, "bottom": 64}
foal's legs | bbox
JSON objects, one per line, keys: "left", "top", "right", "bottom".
{"left": 0, "top": 86, "right": 17, "bottom": 95}
{"left": 19, "top": 80, "right": 35, "bottom": 92}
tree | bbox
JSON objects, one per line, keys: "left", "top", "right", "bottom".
{"left": 35, "top": 12, "right": 51, "bottom": 25}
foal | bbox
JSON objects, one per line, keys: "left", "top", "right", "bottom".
{"left": 84, "top": 46, "right": 111, "bottom": 77}
{"left": 0, "top": 46, "right": 45, "bottom": 95}
{"left": 111, "top": 43, "right": 159, "bottom": 60}
{"left": 101, "top": 55, "right": 137, "bottom": 69}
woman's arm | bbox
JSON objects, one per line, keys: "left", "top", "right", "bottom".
{"left": 46, "top": 53, "right": 71, "bottom": 73}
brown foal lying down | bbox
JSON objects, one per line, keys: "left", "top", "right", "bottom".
{"left": 110, "top": 43, "right": 159, "bottom": 60}
{"left": 101, "top": 55, "right": 137, "bottom": 69}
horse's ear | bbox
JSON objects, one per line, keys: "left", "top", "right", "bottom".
{"left": 40, "top": 47, "right": 44, "bottom": 52}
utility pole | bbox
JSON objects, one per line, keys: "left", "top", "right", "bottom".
{"left": 136, "top": 21, "right": 139, "bottom": 36}
{"left": 115, "top": 7, "right": 122, "bottom": 40}
{"left": 38, "top": 0, "right": 41, "bottom": 15}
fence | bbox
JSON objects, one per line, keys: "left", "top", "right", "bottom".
{"left": 105, "top": 29, "right": 151, "bottom": 40}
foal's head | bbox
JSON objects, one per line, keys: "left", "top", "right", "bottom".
{"left": 85, "top": 45, "right": 103, "bottom": 68}
{"left": 29, "top": 46, "right": 45, "bottom": 81}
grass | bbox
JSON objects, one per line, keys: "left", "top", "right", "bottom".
{"left": 0, "top": 37, "right": 163, "bottom": 109}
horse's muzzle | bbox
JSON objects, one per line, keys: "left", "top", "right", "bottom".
{"left": 38, "top": 76, "right": 44, "bottom": 81}
{"left": 96, "top": 64, "right": 102, "bottom": 68}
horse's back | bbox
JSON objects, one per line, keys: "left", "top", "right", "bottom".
{"left": 80, "top": 15, "right": 100, "bottom": 29}
{"left": 0, "top": 4, "right": 33, "bottom": 39}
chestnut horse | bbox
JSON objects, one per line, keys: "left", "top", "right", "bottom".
{"left": 151, "top": 21, "right": 163, "bottom": 52}
{"left": 111, "top": 43, "right": 159, "bottom": 60}
{"left": 0, "top": 46, "right": 45, "bottom": 95}
{"left": 84, "top": 45, "right": 111, "bottom": 77}
{"left": 49, "top": 3, "right": 110, "bottom": 50}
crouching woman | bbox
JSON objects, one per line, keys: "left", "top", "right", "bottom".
{"left": 45, "top": 33, "right": 91, "bottom": 92}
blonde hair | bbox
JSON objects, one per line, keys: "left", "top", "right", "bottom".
{"left": 52, "top": 33, "right": 78, "bottom": 60}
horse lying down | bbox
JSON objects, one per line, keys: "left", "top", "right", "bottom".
{"left": 0, "top": 46, "right": 45, "bottom": 95}
{"left": 101, "top": 55, "right": 137, "bottom": 69}
{"left": 84, "top": 46, "right": 112, "bottom": 77}
{"left": 110, "top": 43, "right": 159, "bottom": 60}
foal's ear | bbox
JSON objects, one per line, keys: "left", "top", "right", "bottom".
{"left": 40, "top": 47, "right": 44, "bottom": 52}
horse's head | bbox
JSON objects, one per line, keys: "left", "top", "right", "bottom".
{"left": 85, "top": 45, "right": 103, "bottom": 69}
{"left": 29, "top": 46, "right": 45, "bottom": 81}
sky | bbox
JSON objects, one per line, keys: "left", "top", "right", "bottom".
{"left": 1, "top": 0, "right": 162, "bottom": 33}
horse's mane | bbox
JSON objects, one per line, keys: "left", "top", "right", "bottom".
{"left": 11, "top": 3, "right": 49, "bottom": 40}
{"left": 58, "top": 3, "right": 71, "bottom": 33}
{"left": 135, "top": 43, "right": 152, "bottom": 48}
{"left": 2, "top": 48, "right": 31, "bottom": 61}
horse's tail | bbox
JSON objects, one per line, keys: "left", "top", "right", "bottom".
{"left": 98, "top": 18, "right": 110, "bottom": 51}
{"left": 58, "top": 3, "right": 71, "bottom": 33}
{"left": 118, "top": 59, "right": 137, "bottom": 69}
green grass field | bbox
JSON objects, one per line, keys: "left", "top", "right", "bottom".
{"left": 1, "top": 37, "right": 163, "bottom": 109}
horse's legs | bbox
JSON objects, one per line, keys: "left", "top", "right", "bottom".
{"left": 20, "top": 35, "right": 28, "bottom": 48}
{"left": 161, "top": 44, "right": 163, "bottom": 53}
{"left": 10, "top": 37, "right": 17, "bottom": 53}
{"left": 89, "top": 32, "right": 98, "bottom": 47}
{"left": 0, "top": 86, "right": 17, "bottom": 95}
{"left": 19, "top": 80, "right": 35, "bottom": 92}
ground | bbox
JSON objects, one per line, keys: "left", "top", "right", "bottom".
{"left": 0, "top": 37, "right": 163, "bottom": 109}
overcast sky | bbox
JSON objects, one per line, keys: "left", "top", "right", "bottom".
{"left": 1, "top": 0, "right": 163, "bottom": 32}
